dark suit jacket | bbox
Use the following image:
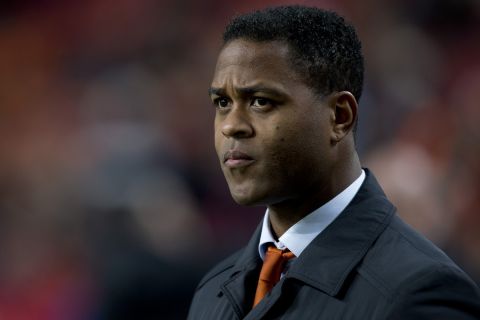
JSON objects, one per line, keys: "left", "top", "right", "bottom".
{"left": 188, "top": 170, "right": 480, "bottom": 319}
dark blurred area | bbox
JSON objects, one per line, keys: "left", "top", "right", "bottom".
{"left": 0, "top": 0, "right": 479, "bottom": 319}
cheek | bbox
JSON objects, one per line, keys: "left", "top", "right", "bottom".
{"left": 214, "top": 126, "right": 224, "bottom": 157}
{"left": 262, "top": 125, "right": 302, "bottom": 167}
{"left": 266, "top": 120, "right": 327, "bottom": 172}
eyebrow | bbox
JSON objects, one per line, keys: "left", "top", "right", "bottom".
{"left": 208, "top": 86, "right": 285, "bottom": 98}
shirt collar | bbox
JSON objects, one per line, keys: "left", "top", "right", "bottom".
{"left": 258, "top": 169, "right": 366, "bottom": 260}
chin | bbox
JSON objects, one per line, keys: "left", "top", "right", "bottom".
{"left": 231, "top": 187, "right": 291, "bottom": 207}
{"left": 231, "top": 192, "right": 257, "bottom": 206}
{"left": 230, "top": 190, "right": 281, "bottom": 207}
{"left": 229, "top": 185, "right": 264, "bottom": 206}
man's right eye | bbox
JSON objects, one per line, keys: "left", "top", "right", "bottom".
{"left": 214, "top": 97, "right": 230, "bottom": 108}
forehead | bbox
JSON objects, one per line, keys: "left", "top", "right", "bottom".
{"left": 211, "top": 39, "right": 302, "bottom": 88}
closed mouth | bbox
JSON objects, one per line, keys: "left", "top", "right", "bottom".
{"left": 223, "top": 150, "right": 255, "bottom": 168}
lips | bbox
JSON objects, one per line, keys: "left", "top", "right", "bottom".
{"left": 223, "top": 150, "right": 255, "bottom": 168}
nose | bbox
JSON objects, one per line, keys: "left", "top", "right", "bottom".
{"left": 220, "top": 106, "right": 254, "bottom": 139}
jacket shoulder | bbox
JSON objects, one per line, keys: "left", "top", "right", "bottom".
{"left": 355, "top": 214, "right": 480, "bottom": 318}
{"left": 360, "top": 214, "right": 478, "bottom": 298}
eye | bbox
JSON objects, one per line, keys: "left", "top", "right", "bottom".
{"left": 251, "top": 97, "right": 273, "bottom": 109}
{"left": 213, "top": 97, "right": 230, "bottom": 108}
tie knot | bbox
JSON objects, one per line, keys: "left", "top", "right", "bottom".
{"left": 266, "top": 245, "right": 295, "bottom": 260}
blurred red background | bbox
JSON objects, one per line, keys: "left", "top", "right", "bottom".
{"left": 0, "top": 0, "right": 479, "bottom": 319}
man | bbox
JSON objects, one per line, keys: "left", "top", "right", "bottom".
{"left": 188, "top": 5, "right": 480, "bottom": 319}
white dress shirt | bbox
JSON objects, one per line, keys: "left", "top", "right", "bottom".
{"left": 258, "top": 170, "right": 366, "bottom": 260}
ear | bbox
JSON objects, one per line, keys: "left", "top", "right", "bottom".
{"left": 329, "top": 91, "right": 358, "bottom": 144}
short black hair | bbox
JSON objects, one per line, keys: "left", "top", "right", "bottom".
{"left": 223, "top": 5, "right": 364, "bottom": 102}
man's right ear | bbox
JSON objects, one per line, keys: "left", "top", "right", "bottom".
{"left": 329, "top": 91, "right": 358, "bottom": 144}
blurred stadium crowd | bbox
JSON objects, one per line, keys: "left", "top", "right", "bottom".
{"left": 0, "top": 0, "right": 479, "bottom": 319}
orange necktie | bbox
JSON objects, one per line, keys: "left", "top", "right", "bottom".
{"left": 253, "top": 246, "right": 295, "bottom": 307}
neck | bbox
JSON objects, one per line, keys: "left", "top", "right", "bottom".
{"left": 267, "top": 151, "right": 362, "bottom": 238}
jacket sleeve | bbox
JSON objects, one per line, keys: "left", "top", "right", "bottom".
{"left": 386, "top": 265, "right": 480, "bottom": 319}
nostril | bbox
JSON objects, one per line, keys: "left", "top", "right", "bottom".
{"left": 221, "top": 117, "right": 254, "bottom": 138}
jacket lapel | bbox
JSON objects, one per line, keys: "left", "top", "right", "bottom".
{"left": 221, "top": 224, "right": 263, "bottom": 318}
{"left": 286, "top": 170, "right": 396, "bottom": 296}
{"left": 224, "top": 170, "right": 396, "bottom": 319}
{"left": 248, "top": 170, "right": 397, "bottom": 319}
{"left": 243, "top": 275, "right": 290, "bottom": 319}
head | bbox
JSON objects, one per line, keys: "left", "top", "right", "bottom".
{"left": 223, "top": 5, "right": 364, "bottom": 103}
{"left": 210, "top": 6, "right": 364, "bottom": 206}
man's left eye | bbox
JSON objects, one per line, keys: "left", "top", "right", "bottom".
{"left": 252, "top": 98, "right": 271, "bottom": 107}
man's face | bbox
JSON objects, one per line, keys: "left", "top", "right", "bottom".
{"left": 210, "top": 39, "right": 335, "bottom": 206}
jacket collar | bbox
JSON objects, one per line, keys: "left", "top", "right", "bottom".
{"left": 221, "top": 169, "right": 396, "bottom": 316}
{"left": 231, "top": 223, "right": 263, "bottom": 275}
{"left": 220, "top": 224, "right": 263, "bottom": 317}
{"left": 286, "top": 169, "right": 395, "bottom": 296}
